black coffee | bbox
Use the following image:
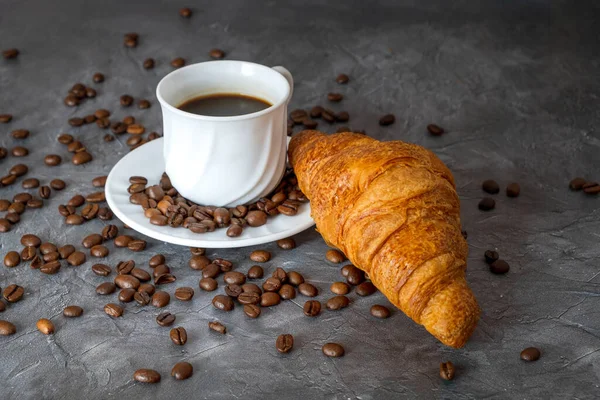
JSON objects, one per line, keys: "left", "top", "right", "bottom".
{"left": 178, "top": 93, "right": 271, "bottom": 116}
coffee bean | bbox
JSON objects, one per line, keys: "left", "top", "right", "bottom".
{"left": 65, "top": 214, "right": 84, "bottom": 225}
{"left": 335, "top": 73, "right": 350, "bottom": 84}
{"left": 246, "top": 210, "right": 267, "bottom": 227}
{"left": 478, "top": 198, "right": 495, "bottom": 211}
{"left": 67, "top": 251, "right": 86, "bottom": 266}
{"left": 484, "top": 250, "right": 499, "bottom": 264}
{"left": 115, "top": 274, "right": 141, "bottom": 290}
{"left": 246, "top": 265, "right": 264, "bottom": 279}
{"left": 92, "top": 263, "right": 111, "bottom": 276}
{"left": 72, "top": 151, "right": 93, "bottom": 165}
{"left": 93, "top": 72, "right": 105, "bottom": 83}
{"left": 40, "top": 260, "right": 61, "bottom": 274}
{"left": 39, "top": 242, "right": 57, "bottom": 254}
{"left": 157, "top": 312, "right": 175, "bottom": 327}
{"left": 2, "top": 48, "right": 19, "bottom": 59}
{"left": 237, "top": 291, "right": 260, "bottom": 305}
{"left": 169, "top": 326, "right": 188, "bottom": 345}
{"left": 209, "top": 48, "right": 226, "bottom": 59}
{"left": 4, "top": 251, "right": 20, "bottom": 267}
{"left": 36, "top": 318, "right": 55, "bottom": 335}
{"left": 322, "top": 343, "right": 344, "bottom": 357}
{"left": 249, "top": 250, "right": 271, "bottom": 263}
{"left": 174, "top": 287, "right": 194, "bottom": 301}
{"left": 96, "top": 282, "right": 116, "bottom": 295}
{"left": 84, "top": 114, "right": 97, "bottom": 124}
{"left": 44, "top": 154, "right": 62, "bottom": 166}
{"left": 326, "top": 295, "right": 350, "bottom": 310}
{"left": 370, "top": 304, "right": 391, "bottom": 319}
{"left": 260, "top": 292, "right": 281, "bottom": 307}
{"left": 427, "top": 124, "right": 445, "bottom": 136}
{"left": 86, "top": 87, "right": 97, "bottom": 98}
{"left": 330, "top": 282, "right": 350, "bottom": 295}
{"left": 64, "top": 95, "right": 79, "bottom": 107}
{"left": 55, "top": 245, "right": 74, "bottom": 260}
{"left": 326, "top": 249, "right": 346, "bottom": 263}
{"left": 138, "top": 99, "right": 151, "bottom": 110}
{"left": 114, "top": 235, "right": 133, "bottom": 247}
{"left": 132, "top": 290, "right": 150, "bottom": 305}
{"left": 171, "top": 361, "right": 193, "bottom": 381}
{"left": 0, "top": 219, "right": 12, "bottom": 232}
{"left": 14, "top": 193, "right": 32, "bottom": 204}
{"left": 222, "top": 271, "right": 245, "bottom": 286}
{"left": 212, "top": 294, "right": 234, "bottom": 311}
{"left": 263, "top": 277, "right": 282, "bottom": 292}
{"left": 129, "top": 268, "right": 149, "bottom": 282}
{"left": 490, "top": 259, "right": 510, "bottom": 274}
{"left": 272, "top": 268, "right": 288, "bottom": 284}
{"left": 0, "top": 320, "right": 17, "bottom": 336}
{"left": 8, "top": 202, "right": 25, "bottom": 214}
{"left": 171, "top": 57, "right": 185, "bottom": 68}
{"left": 187, "top": 255, "right": 209, "bottom": 271}
{"left": 128, "top": 239, "right": 147, "bottom": 252}
{"left": 298, "top": 282, "right": 318, "bottom": 297}
{"left": 118, "top": 288, "right": 136, "bottom": 303}
{"left": 20, "top": 233, "right": 41, "bottom": 247}
{"left": 26, "top": 197, "right": 43, "bottom": 209}
{"left": 90, "top": 245, "right": 109, "bottom": 258}
{"left": 379, "top": 114, "right": 395, "bottom": 126}
{"left": 143, "top": 58, "right": 155, "bottom": 69}
{"left": 50, "top": 179, "right": 66, "bottom": 190}
{"left": 134, "top": 369, "right": 161, "bottom": 384}
{"left": 279, "top": 284, "right": 296, "bottom": 300}
{"left": 3, "top": 284, "right": 24, "bottom": 302}
{"left": 10, "top": 164, "right": 28, "bottom": 176}
{"left": 302, "top": 119, "right": 318, "bottom": 129}
{"left": 43, "top": 252, "right": 59, "bottom": 263}
{"left": 225, "top": 224, "right": 243, "bottom": 237}
{"left": 0, "top": 114, "right": 12, "bottom": 123}
{"left": 11, "top": 129, "right": 30, "bottom": 139}
{"left": 276, "top": 334, "right": 294, "bottom": 353}
{"left": 152, "top": 291, "right": 170, "bottom": 307}
{"left": 130, "top": 176, "right": 149, "bottom": 185}
{"left": 127, "top": 124, "right": 145, "bottom": 135}
{"left": 12, "top": 146, "right": 29, "bottom": 157}
{"left": 439, "top": 361, "right": 455, "bottom": 380}
{"left": 503, "top": 182, "right": 520, "bottom": 197}
{"left": 97, "top": 207, "right": 113, "bottom": 221}
{"left": 584, "top": 184, "right": 600, "bottom": 194}
{"left": 5, "top": 212, "right": 19, "bottom": 223}
{"left": 38, "top": 186, "right": 51, "bottom": 199}
{"left": 138, "top": 284, "right": 155, "bottom": 297}
{"left": 356, "top": 281, "right": 377, "bottom": 296}
{"left": 69, "top": 117, "right": 84, "bottom": 127}
{"left": 22, "top": 178, "right": 39, "bottom": 189}
{"left": 207, "top": 321, "right": 226, "bottom": 336}
{"left": 520, "top": 347, "right": 541, "bottom": 361}
{"left": 569, "top": 177, "right": 586, "bottom": 191}
{"left": 327, "top": 93, "right": 343, "bottom": 102}
{"left": 149, "top": 254, "right": 166, "bottom": 268}
{"left": 21, "top": 246, "right": 36, "bottom": 261}
{"left": 85, "top": 191, "right": 105, "bottom": 203}
{"left": 120, "top": 94, "right": 134, "bottom": 107}
{"left": 63, "top": 305, "right": 83, "bottom": 317}
{"left": 303, "top": 300, "right": 321, "bottom": 317}
{"left": 82, "top": 233, "right": 103, "bottom": 248}
{"left": 482, "top": 180, "right": 500, "bottom": 194}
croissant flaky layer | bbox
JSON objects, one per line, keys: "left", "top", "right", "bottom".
{"left": 289, "top": 130, "right": 480, "bottom": 348}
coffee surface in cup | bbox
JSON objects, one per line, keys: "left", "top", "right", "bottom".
{"left": 178, "top": 93, "right": 271, "bottom": 117}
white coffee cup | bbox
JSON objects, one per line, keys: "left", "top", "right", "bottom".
{"left": 156, "top": 60, "right": 293, "bottom": 207}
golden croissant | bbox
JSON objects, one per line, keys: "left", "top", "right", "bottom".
{"left": 288, "top": 130, "right": 479, "bottom": 348}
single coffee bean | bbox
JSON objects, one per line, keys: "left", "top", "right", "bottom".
{"left": 247, "top": 265, "right": 264, "bottom": 279}
{"left": 14, "top": 193, "right": 32, "bottom": 204}
{"left": 520, "top": 347, "right": 541, "bottom": 362}
{"left": 63, "top": 305, "right": 83, "bottom": 317}
{"left": 90, "top": 245, "right": 109, "bottom": 258}
{"left": 26, "top": 197, "right": 43, "bottom": 209}
{"left": 138, "top": 283, "right": 155, "bottom": 295}
{"left": 478, "top": 197, "right": 495, "bottom": 211}
{"left": 226, "top": 224, "right": 243, "bottom": 237}
{"left": 4, "top": 251, "right": 20, "bottom": 267}
{"left": 440, "top": 361, "right": 455, "bottom": 380}
{"left": 36, "top": 318, "right": 55, "bottom": 335}
{"left": 237, "top": 291, "right": 260, "bottom": 305}
{"left": 8, "top": 202, "right": 25, "bottom": 214}
{"left": 246, "top": 210, "right": 267, "bottom": 227}
{"left": 92, "top": 263, "right": 111, "bottom": 276}
{"left": 0, "top": 200, "right": 9, "bottom": 211}
{"left": 284, "top": 271, "right": 303, "bottom": 287}
{"left": 68, "top": 194, "right": 85, "bottom": 207}
{"left": 272, "top": 268, "right": 288, "bottom": 284}
{"left": 5, "top": 213, "right": 19, "bottom": 224}
{"left": 3, "top": 284, "right": 24, "bottom": 302}
{"left": 189, "top": 255, "right": 210, "bottom": 270}
{"left": 356, "top": 281, "right": 377, "bottom": 296}
{"left": 170, "top": 327, "right": 188, "bottom": 345}
{"left": 223, "top": 271, "right": 246, "bottom": 286}
{"left": 0, "top": 219, "right": 11, "bottom": 232}
{"left": 21, "top": 246, "right": 37, "bottom": 261}
{"left": 199, "top": 277, "right": 217, "bottom": 291}
{"left": 569, "top": 177, "right": 587, "bottom": 191}
{"left": 44, "top": 154, "right": 62, "bottom": 166}
{"left": 57, "top": 244, "right": 75, "bottom": 259}
{"left": 128, "top": 239, "right": 147, "bottom": 252}
{"left": 86, "top": 191, "right": 105, "bottom": 203}
{"left": 156, "top": 312, "right": 175, "bottom": 327}
{"left": 506, "top": 183, "right": 520, "bottom": 197}
{"left": 336, "top": 73, "right": 350, "bottom": 84}
{"left": 67, "top": 251, "right": 86, "bottom": 266}
{"left": 326, "top": 249, "right": 346, "bottom": 263}
{"left": 260, "top": 292, "right": 281, "bottom": 307}
{"left": 326, "top": 295, "right": 350, "bottom": 310}
{"left": 208, "top": 321, "right": 226, "bottom": 334}
{"left": 91, "top": 176, "right": 107, "bottom": 188}
{"left": 250, "top": 250, "right": 271, "bottom": 263}
{"left": 276, "top": 238, "right": 296, "bottom": 250}
{"left": 39, "top": 242, "right": 57, "bottom": 255}
{"left": 72, "top": 151, "right": 93, "bottom": 165}
{"left": 101, "top": 225, "right": 118, "bottom": 240}
{"left": 330, "top": 282, "right": 350, "bottom": 295}
{"left": 131, "top": 268, "right": 151, "bottom": 282}
{"left": 201, "top": 263, "right": 220, "bottom": 279}
{"left": 427, "top": 124, "right": 445, "bottom": 136}
{"left": 11, "top": 129, "right": 30, "bottom": 139}
{"left": 104, "top": 303, "right": 123, "bottom": 318}
{"left": 242, "top": 283, "right": 262, "bottom": 294}
{"left": 379, "top": 114, "right": 395, "bottom": 126}
{"left": 322, "top": 343, "right": 345, "bottom": 357}
{"left": 208, "top": 47, "right": 226, "bottom": 58}
{"left": 150, "top": 254, "right": 166, "bottom": 268}
{"left": 50, "top": 179, "right": 66, "bottom": 190}
{"left": 0, "top": 114, "right": 12, "bottom": 123}
{"left": 171, "top": 362, "right": 193, "bottom": 381}
{"left": 127, "top": 124, "right": 145, "bottom": 135}
{"left": 117, "top": 260, "right": 135, "bottom": 275}
{"left": 43, "top": 252, "right": 60, "bottom": 263}
{"left": 69, "top": 117, "right": 84, "bottom": 127}
{"left": 484, "top": 250, "right": 499, "bottom": 264}
{"left": 583, "top": 184, "right": 600, "bottom": 194}
{"left": 370, "top": 304, "right": 391, "bottom": 319}
{"left": 9, "top": 164, "right": 28, "bottom": 177}
{"left": 212, "top": 294, "right": 234, "bottom": 311}
{"left": 0, "top": 320, "right": 17, "bottom": 336}
{"left": 93, "top": 72, "right": 105, "bottom": 83}
{"left": 303, "top": 300, "right": 321, "bottom": 317}
{"left": 133, "top": 291, "right": 150, "bottom": 305}
{"left": 174, "top": 287, "right": 194, "bottom": 301}
{"left": 82, "top": 233, "right": 103, "bottom": 248}
{"left": 482, "top": 180, "right": 500, "bottom": 194}
{"left": 171, "top": 57, "right": 185, "bottom": 68}
{"left": 96, "top": 282, "right": 116, "bottom": 295}
{"left": 39, "top": 186, "right": 51, "bottom": 199}
{"left": 346, "top": 267, "right": 365, "bottom": 285}
{"left": 340, "top": 265, "right": 352, "bottom": 278}
{"left": 115, "top": 274, "right": 141, "bottom": 290}
{"left": 64, "top": 95, "right": 79, "bottom": 107}
{"left": 65, "top": 214, "right": 84, "bottom": 225}
{"left": 302, "top": 119, "right": 318, "bottom": 129}
{"left": 155, "top": 273, "right": 177, "bottom": 285}
{"left": 263, "top": 277, "right": 282, "bottom": 292}
{"left": 279, "top": 284, "right": 296, "bottom": 300}
{"left": 114, "top": 235, "right": 133, "bottom": 247}
{"left": 13, "top": 146, "right": 29, "bottom": 157}
{"left": 143, "top": 58, "right": 155, "bottom": 69}
{"left": 152, "top": 291, "right": 170, "bottom": 307}
{"left": 134, "top": 369, "right": 161, "bottom": 384}
{"left": 298, "top": 282, "right": 318, "bottom": 297}
{"left": 276, "top": 334, "right": 294, "bottom": 353}
{"left": 241, "top": 304, "right": 260, "bottom": 318}
{"left": 490, "top": 259, "right": 510, "bottom": 274}
{"left": 84, "top": 114, "right": 97, "bottom": 124}
{"left": 120, "top": 94, "right": 134, "bottom": 107}
{"left": 138, "top": 99, "right": 151, "bottom": 109}
{"left": 40, "top": 260, "right": 61, "bottom": 274}
{"left": 327, "top": 93, "right": 343, "bottom": 102}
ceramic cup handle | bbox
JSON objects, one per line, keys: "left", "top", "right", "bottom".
{"left": 272, "top": 66, "right": 293, "bottom": 104}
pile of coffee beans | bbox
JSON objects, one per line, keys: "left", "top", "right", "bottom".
{"left": 569, "top": 177, "right": 600, "bottom": 194}
{"left": 129, "top": 170, "right": 307, "bottom": 237}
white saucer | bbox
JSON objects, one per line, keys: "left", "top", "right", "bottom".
{"left": 105, "top": 138, "right": 315, "bottom": 248}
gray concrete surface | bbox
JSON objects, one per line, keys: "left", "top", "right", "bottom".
{"left": 1, "top": 0, "right": 600, "bottom": 398}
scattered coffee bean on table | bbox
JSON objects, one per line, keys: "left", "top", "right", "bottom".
{"left": 276, "top": 238, "right": 296, "bottom": 250}
{"left": 212, "top": 294, "right": 234, "bottom": 311}
{"left": 96, "top": 282, "right": 116, "bottom": 295}
{"left": 379, "top": 114, "right": 395, "bottom": 126}
{"left": 322, "top": 343, "right": 345, "bottom": 357}
{"left": 303, "top": 300, "right": 321, "bottom": 317}
{"left": 63, "top": 305, "right": 83, "bottom": 317}
{"left": 482, "top": 179, "right": 500, "bottom": 194}
{"left": 569, "top": 177, "right": 586, "bottom": 191}
{"left": 208, "top": 321, "right": 226, "bottom": 334}
{"left": 520, "top": 347, "right": 541, "bottom": 362}
{"left": 506, "top": 183, "right": 520, "bottom": 197}
{"left": 250, "top": 250, "right": 271, "bottom": 262}
{"left": 134, "top": 369, "right": 161, "bottom": 384}
{"left": 287, "top": 271, "right": 304, "bottom": 286}
{"left": 247, "top": 265, "right": 264, "bottom": 279}
{"left": 171, "top": 57, "right": 185, "bottom": 68}
{"left": 336, "top": 73, "right": 349, "bottom": 84}
{"left": 0, "top": 320, "right": 17, "bottom": 336}
{"left": 0, "top": 114, "right": 13, "bottom": 123}
{"left": 484, "top": 250, "right": 499, "bottom": 264}
{"left": 298, "top": 283, "right": 318, "bottom": 297}
{"left": 174, "top": 287, "right": 194, "bottom": 301}
{"left": 179, "top": 7, "right": 192, "bottom": 18}
{"left": 439, "top": 361, "right": 455, "bottom": 380}
{"left": 330, "top": 282, "right": 350, "bottom": 295}
{"left": 104, "top": 303, "right": 123, "bottom": 318}
{"left": 427, "top": 124, "right": 445, "bottom": 136}
{"left": 370, "top": 305, "right": 391, "bottom": 319}
{"left": 156, "top": 312, "right": 176, "bottom": 327}
{"left": 209, "top": 48, "right": 226, "bottom": 59}
{"left": 490, "top": 259, "right": 510, "bottom": 274}
{"left": 93, "top": 73, "right": 104, "bottom": 83}
{"left": 36, "top": 318, "right": 55, "bottom": 335}
{"left": 170, "top": 327, "right": 188, "bottom": 345}
{"left": 326, "top": 295, "right": 350, "bottom": 310}
{"left": 4, "top": 251, "right": 21, "bottom": 267}
{"left": 171, "top": 362, "right": 193, "bottom": 380}
{"left": 326, "top": 249, "right": 346, "bottom": 263}
{"left": 478, "top": 197, "right": 496, "bottom": 211}
{"left": 243, "top": 304, "right": 261, "bottom": 318}
{"left": 199, "top": 277, "right": 218, "bottom": 291}
{"left": 276, "top": 334, "right": 294, "bottom": 353}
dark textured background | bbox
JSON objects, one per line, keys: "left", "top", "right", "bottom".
{"left": 1, "top": 1, "right": 600, "bottom": 399}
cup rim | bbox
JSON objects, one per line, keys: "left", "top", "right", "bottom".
{"left": 156, "top": 60, "right": 290, "bottom": 122}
